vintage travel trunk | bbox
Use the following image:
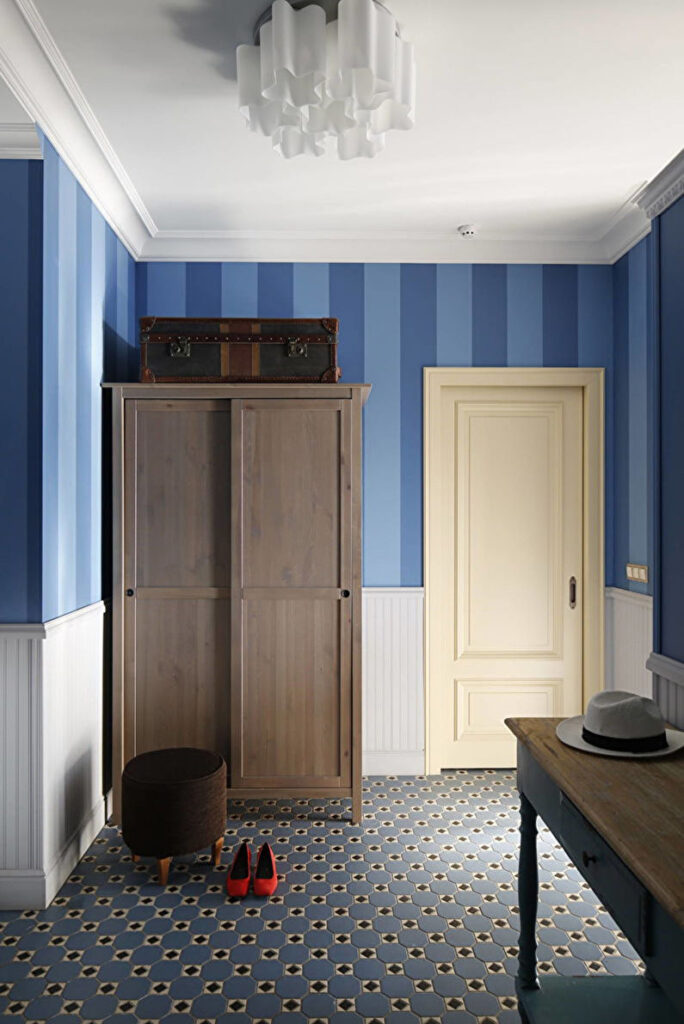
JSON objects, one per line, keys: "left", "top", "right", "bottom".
{"left": 140, "top": 317, "right": 340, "bottom": 383}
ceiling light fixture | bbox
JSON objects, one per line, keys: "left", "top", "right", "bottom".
{"left": 236, "top": 0, "right": 415, "bottom": 159}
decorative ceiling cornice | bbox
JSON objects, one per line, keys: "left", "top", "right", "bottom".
{"left": 634, "top": 148, "right": 684, "bottom": 220}
{"left": 0, "top": 120, "right": 41, "bottom": 158}
{"left": 0, "top": 0, "right": 668, "bottom": 264}
{"left": 0, "top": 0, "right": 150, "bottom": 256}
{"left": 137, "top": 224, "right": 650, "bottom": 264}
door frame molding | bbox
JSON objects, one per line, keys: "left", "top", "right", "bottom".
{"left": 424, "top": 367, "right": 605, "bottom": 772}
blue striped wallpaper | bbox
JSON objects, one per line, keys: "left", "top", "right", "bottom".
{"left": 658, "top": 194, "right": 684, "bottom": 661}
{"left": 135, "top": 260, "right": 631, "bottom": 589}
{"left": 41, "top": 138, "right": 136, "bottom": 622}
{"left": 0, "top": 160, "right": 43, "bottom": 621}
{"left": 0, "top": 144, "right": 655, "bottom": 619}
{"left": 612, "top": 236, "right": 653, "bottom": 596}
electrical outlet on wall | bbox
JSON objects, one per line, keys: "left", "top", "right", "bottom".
{"left": 626, "top": 563, "right": 649, "bottom": 583}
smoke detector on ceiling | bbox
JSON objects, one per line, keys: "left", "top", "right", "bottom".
{"left": 457, "top": 224, "right": 477, "bottom": 237}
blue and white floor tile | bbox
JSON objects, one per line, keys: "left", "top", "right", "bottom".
{"left": 0, "top": 771, "right": 641, "bottom": 1023}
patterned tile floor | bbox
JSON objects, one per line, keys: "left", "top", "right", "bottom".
{"left": 0, "top": 771, "right": 641, "bottom": 1023}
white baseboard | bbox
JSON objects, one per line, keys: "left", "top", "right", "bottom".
{"left": 0, "top": 797, "right": 105, "bottom": 910}
{"left": 605, "top": 588, "right": 653, "bottom": 698}
{"left": 44, "top": 797, "right": 105, "bottom": 907}
{"left": 0, "top": 870, "right": 47, "bottom": 911}
{"left": 0, "top": 600, "right": 105, "bottom": 909}
{"left": 363, "top": 750, "right": 425, "bottom": 776}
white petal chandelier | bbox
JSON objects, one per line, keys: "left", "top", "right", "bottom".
{"left": 236, "top": 0, "right": 415, "bottom": 159}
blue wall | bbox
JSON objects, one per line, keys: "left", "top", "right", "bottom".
{"left": 136, "top": 261, "right": 617, "bottom": 587}
{"left": 0, "top": 165, "right": 655, "bottom": 613}
{"left": 612, "top": 236, "right": 654, "bottom": 596}
{"left": 658, "top": 194, "right": 684, "bottom": 662}
{"left": 40, "top": 139, "right": 136, "bottom": 622}
{"left": 41, "top": 138, "right": 137, "bottom": 621}
{"left": 0, "top": 160, "right": 43, "bottom": 621}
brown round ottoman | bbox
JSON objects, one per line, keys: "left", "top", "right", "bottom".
{"left": 122, "top": 747, "right": 226, "bottom": 885}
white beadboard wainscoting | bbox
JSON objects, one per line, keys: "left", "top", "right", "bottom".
{"left": 646, "top": 652, "right": 684, "bottom": 730}
{"left": 362, "top": 588, "right": 425, "bottom": 775}
{"left": 605, "top": 588, "right": 653, "bottom": 697}
{"left": 0, "top": 602, "right": 105, "bottom": 909}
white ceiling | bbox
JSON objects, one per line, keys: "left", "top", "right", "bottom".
{"left": 0, "top": 75, "right": 31, "bottom": 121}
{"left": 2, "top": 0, "right": 684, "bottom": 260}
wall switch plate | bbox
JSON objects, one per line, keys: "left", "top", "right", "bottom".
{"left": 626, "top": 563, "right": 649, "bottom": 583}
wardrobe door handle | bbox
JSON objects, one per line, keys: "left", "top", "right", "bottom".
{"left": 126, "top": 589, "right": 135, "bottom": 597}
{"left": 340, "top": 589, "right": 351, "bottom": 598}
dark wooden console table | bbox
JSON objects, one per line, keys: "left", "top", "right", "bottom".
{"left": 506, "top": 717, "right": 684, "bottom": 1024}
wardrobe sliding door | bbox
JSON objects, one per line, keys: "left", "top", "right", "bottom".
{"left": 231, "top": 399, "right": 352, "bottom": 792}
{"left": 123, "top": 399, "right": 231, "bottom": 768}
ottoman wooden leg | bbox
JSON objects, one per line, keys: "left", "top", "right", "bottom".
{"left": 157, "top": 857, "right": 171, "bottom": 886}
{"left": 211, "top": 837, "right": 224, "bottom": 866}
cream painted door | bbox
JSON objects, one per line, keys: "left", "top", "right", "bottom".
{"left": 427, "top": 385, "right": 583, "bottom": 769}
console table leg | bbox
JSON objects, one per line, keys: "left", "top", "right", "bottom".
{"left": 518, "top": 792, "right": 539, "bottom": 991}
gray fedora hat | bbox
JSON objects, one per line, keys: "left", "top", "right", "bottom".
{"left": 556, "top": 689, "right": 684, "bottom": 759}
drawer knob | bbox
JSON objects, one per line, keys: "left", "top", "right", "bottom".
{"left": 581, "top": 850, "right": 597, "bottom": 868}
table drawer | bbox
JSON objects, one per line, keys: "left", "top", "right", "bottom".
{"left": 559, "top": 793, "right": 650, "bottom": 956}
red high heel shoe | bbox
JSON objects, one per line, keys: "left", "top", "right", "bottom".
{"left": 253, "top": 842, "right": 278, "bottom": 897}
{"left": 226, "top": 841, "right": 251, "bottom": 898}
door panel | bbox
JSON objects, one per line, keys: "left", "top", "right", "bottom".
{"left": 428, "top": 385, "right": 583, "bottom": 769}
{"left": 241, "top": 403, "right": 342, "bottom": 588}
{"left": 124, "top": 400, "right": 230, "bottom": 765}
{"left": 242, "top": 598, "right": 342, "bottom": 781}
{"left": 232, "top": 400, "right": 351, "bottom": 789}
{"left": 134, "top": 597, "right": 229, "bottom": 756}
{"left": 135, "top": 403, "right": 229, "bottom": 588}
{"left": 457, "top": 403, "right": 562, "bottom": 657}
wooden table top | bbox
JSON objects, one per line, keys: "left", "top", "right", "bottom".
{"left": 506, "top": 717, "right": 684, "bottom": 930}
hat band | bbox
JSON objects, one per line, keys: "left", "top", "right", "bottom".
{"left": 581, "top": 725, "right": 668, "bottom": 754}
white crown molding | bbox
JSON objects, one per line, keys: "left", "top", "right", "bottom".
{"left": 634, "top": 148, "right": 684, "bottom": 220}
{"left": 139, "top": 230, "right": 634, "bottom": 264}
{"left": 0, "top": 120, "right": 41, "bottom": 157}
{"left": 139, "top": 196, "right": 653, "bottom": 263}
{"left": 596, "top": 203, "right": 651, "bottom": 263}
{"left": 11, "top": 0, "right": 156, "bottom": 234}
{"left": 0, "top": 0, "right": 150, "bottom": 256}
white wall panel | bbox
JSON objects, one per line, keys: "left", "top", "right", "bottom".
{"left": 0, "top": 627, "right": 42, "bottom": 874}
{"left": 362, "top": 588, "right": 424, "bottom": 775}
{"left": 0, "top": 602, "right": 105, "bottom": 909}
{"left": 42, "top": 603, "right": 105, "bottom": 903}
{"left": 605, "top": 588, "right": 653, "bottom": 697}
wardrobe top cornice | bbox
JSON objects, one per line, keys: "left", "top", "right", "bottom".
{"left": 103, "top": 382, "right": 371, "bottom": 404}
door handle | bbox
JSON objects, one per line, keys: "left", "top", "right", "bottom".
{"left": 569, "top": 576, "right": 577, "bottom": 609}
{"left": 340, "top": 589, "right": 350, "bottom": 598}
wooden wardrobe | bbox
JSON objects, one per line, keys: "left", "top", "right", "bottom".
{"left": 108, "top": 383, "right": 369, "bottom": 823}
